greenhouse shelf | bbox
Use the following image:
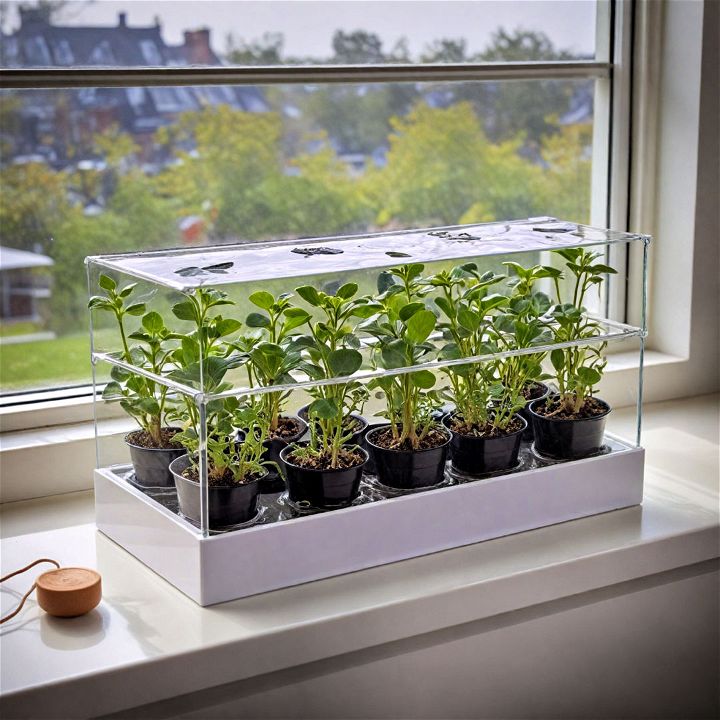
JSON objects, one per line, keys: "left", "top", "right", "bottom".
{"left": 88, "top": 217, "right": 650, "bottom": 606}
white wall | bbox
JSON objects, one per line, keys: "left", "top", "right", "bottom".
{"left": 103, "top": 563, "right": 720, "bottom": 719}
{"left": 644, "top": 0, "right": 720, "bottom": 400}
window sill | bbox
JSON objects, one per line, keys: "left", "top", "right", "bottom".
{"left": 0, "top": 394, "right": 717, "bottom": 718}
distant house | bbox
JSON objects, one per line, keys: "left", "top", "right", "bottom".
{"left": 1, "top": 8, "right": 269, "bottom": 165}
{"left": 0, "top": 246, "right": 53, "bottom": 324}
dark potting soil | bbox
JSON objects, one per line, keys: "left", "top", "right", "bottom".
{"left": 522, "top": 383, "right": 547, "bottom": 401}
{"left": 126, "top": 428, "right": 183, "bottom": 450}
{"left": 182, "top": 465, "right": 262, "bottom": 487}
{"left": 286, "top": 447, "right": 365, "bottom": 471}
{"left": 271, "top": 416, "right": 304, "bottom": 440}
{"left": 449, "top": 416, "right": 524, "bottom": 438}
{"left": 372, "top": 427, "right": 448, "bottom": 452}
{"left": 535, "top": 395, "right": 608, "bottom": 420}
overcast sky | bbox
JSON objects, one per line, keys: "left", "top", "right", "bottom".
{"left": 3, "top": 0, "right": 597, "bottom": 59}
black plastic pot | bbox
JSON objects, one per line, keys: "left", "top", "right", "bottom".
{"left": 528, "top": 396, "right": 611, "bottom": 460}
{"left": 125, "top": 429, "right": 185, "bottom": 488}
{"left": 360, "top": 422, "right": 387, "bottom": 475}
{"left": 279, "top": 443, "right": 368, "bottom": 509}
{"left": 442, "top": 413, "right": 526, "bottom": 476}
{"left": 169, "top": 455, "right": 263, "bottom": 528}
{"left": 519, "top": 382, "right": 550, "bottom": 441}
{"left": 297, "top": 405, "right": 368, "bottom": 447}
{"left": 365, "top": 425, "right": 451, "bottom": 490}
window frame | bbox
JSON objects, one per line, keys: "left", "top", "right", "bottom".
{"left": 0, "top": 0, "right": 634, "bottom": 426}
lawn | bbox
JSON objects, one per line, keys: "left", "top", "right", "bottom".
{"left": 0, "top": 330, "right": 113, "bottom": 392}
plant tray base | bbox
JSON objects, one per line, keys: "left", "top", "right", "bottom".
{"left": 94, "top": 435, "right": 644, "bottom": 606}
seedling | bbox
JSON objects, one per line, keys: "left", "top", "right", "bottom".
{"left": 174, "top": 399, "right": 274, "bottom": 484}
{"left": 430, "top": 263, "right": 513, "bottom": 431}
{"left": 546, "top": 248, "right": 617, "bottom": 414}
{"left": 167, "top": 287, "right": 246, "bottom": 446}
{"left": 235, "top": 290, "right": 311, "bottom": 434}
{"left": 89, "top": 274, "right": 176, "bottom": 447}
{"left": 291, "top": 282, "right": 377, "bottom": 467}
{"left": 489, "top": 261, "right": 557, "bottom": 423}
{"left": 362, "top": 264, "right": 441, "bottom": 449}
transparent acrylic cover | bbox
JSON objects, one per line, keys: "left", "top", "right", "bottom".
{"left": 87, "top": 217, "right": 647, "bottom": 291}
{"left": 88, "top": 217, "right": 650, "bottom": 538}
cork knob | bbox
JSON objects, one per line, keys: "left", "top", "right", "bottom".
{"left": 35, "top": 568, "right": 102, "bottom": 618}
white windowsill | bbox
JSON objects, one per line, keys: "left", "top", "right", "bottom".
{"left": 0, "top": 393, "right": 717, "bottom": 719}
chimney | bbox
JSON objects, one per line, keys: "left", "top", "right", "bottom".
{"left": 19, "top": 7, "right": 49, "bottom": 27}
{"left": 118, "top": 12, "right": 127, "bottom": 28}
{"left": 183, "top": 29, "right": 213, "bottom": 65}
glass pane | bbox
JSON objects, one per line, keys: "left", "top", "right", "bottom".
{"left": 0, "top": 77, "right": 597, "bottom": 393}
{"left": 0, "top": 0, "right": 598, "bottom": 68}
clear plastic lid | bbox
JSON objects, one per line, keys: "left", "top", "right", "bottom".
{"left": 86, "top": 217, "right": 647, "bottom": 291}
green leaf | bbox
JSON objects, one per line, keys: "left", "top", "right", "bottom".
{"left": 377, "top": 270, "right": 396, "bottom": 295}
{"left": 457, "top": 306, "right": 480, "bottom": 332}
{"left": 351, "top": 303, "right": 381, "bottom": 319}
{"left": 136, "top": 397, "right": 160, "bottom": 416}
{"left": 127, "top": 331, "right": 151, "bottom": 342}
{"left": 295, "top": 285, "right": 321, "bottom": 307}
{"left": 405, "top": 309, "right": 436, "bottom": 345}
{"left": 101, "top": 382, "right": 123, "bottom": 400}
{"left": 335, "top": 282, "right": 358, "bottom": 299}
{"left": 399, "top": 302, "right": 425, "bottom": 322}
{"left": 308, "top": 398, "right": 339, "bottom": 420}
{"left": 248, "top": 290, "right": 275, "bottom": 310}
{"left": 125, "top": 303, "right": 146, "bottom": 316}
{"left": 245, "top": 312, "right": 270, "bottom": 328}
{"left": 590, "top": 263, "right": 618, "bottom": 275}
{"left": 282, "top": 307, "right": 310, "bottom": 331}
{"left": 530, "top": 292, "right": 552, "bottom": 315}
{"left": 503, "top": 261, "right": 526, "bottom": 277}
{"left": 118, "top": 283, "right": 137, "bottom": 298}
{"left": 380, "top": 339, "right": 407, "bottom": 369}
{"left": 480, "top": 294, "right": 509, "bottom": 313}
{"left": 327, "top": 348, "right": 362, "bottom": 377}
{"left": 110, "top": 365, "right": 130, "bottom": 381}
{"left": 434, "top": 296, "right": 454, "bottom": 319}
{"left": 342, "top": 332, "right": 361, "bottom": 349}
{"left": 87, "top": 296, "right": 113, "bottom": 311}
{"left": 438, "top": 343, "right": 461, "bottom": 361}
{"left": 577, "top": 366, "right": 602, "bottom": 386}
{"left": 411, "top": 370, "right": 436, "bottom": 389}
{"left": 537, "top": 265, "right": 563, "bottom": 279}
{"left": 213, "top": 318, "right": 240, "bottom": 337}
{"left": 488, "top": 383, "right": 505, "bottom": 399}
{"left": 406, "top": 263, "right": 425, "bottom": 281}
{"left": 172, "top": 301, "right": 196, "bottom": 322}
{"left": 494, "top": 314, "right": 515, "bottom": 334}
{"left": 98, "top": 274, "right": 116, "bottom": 292}
{"left": 551, "top": 349, "right": 565, "bottom": 373}
{"left": 142, "top": 311, "right": 164, "bottom": 334}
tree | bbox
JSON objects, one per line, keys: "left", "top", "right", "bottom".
{"left": 0, "top": 161, "right": 70, "bottom": 253}
{"left": 420, "top": 38, "right": 468, "bottom": 64}
{"left": 533, "top": 123, "right": 592, "bottom": 223}
{"left": 225, "top": 32, "right": 284, "bottom": 65}
{"left": 368, "top": 102, "right": 542, "bottom": 227}
{"left": 480, "top": 28, "right": 573, "bottom": 62}
{"left": 475, "top": 28, "right": 576, "bottom": 143}
{"left": 331, "top": 30, "right": 385, "bottom": 64}
{"left": 263, "top": 136, "right": 372, "bottom": 236}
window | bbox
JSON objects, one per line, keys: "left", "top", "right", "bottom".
{"left": 0, "top": 0, "right": 615, "bottom": 399}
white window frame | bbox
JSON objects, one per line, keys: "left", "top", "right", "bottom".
{"left": 2, "top": 0, "right": 717, "bottom": 501}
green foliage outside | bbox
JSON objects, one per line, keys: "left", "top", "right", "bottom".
{"left": 0, "top": 28, "right": 594, "bottom": 392}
